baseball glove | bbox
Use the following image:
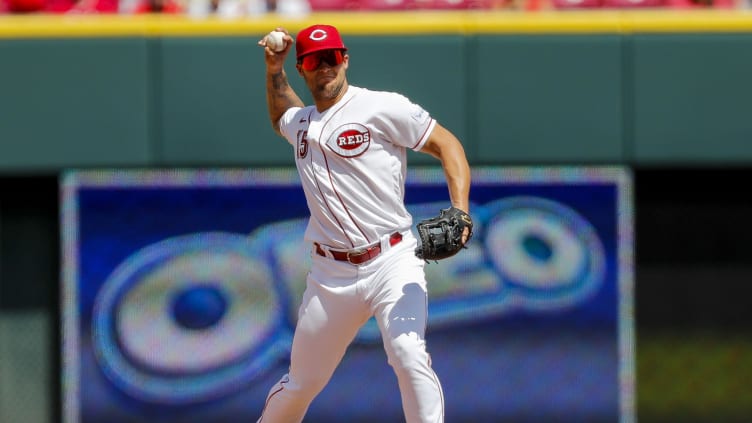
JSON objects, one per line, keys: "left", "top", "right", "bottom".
{"left": 415, "top": 206, "right": 473, "bottom": 261}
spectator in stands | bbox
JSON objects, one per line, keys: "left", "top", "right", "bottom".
{"left": 666, "top": 0, "right": 735, "bottom": 7}
{"left": 209, "top": 0, "right": 306, "bottom": 18}
{"left": 133, "top": 0, "right": 181, "bottom": 12}
{"left": 67, "top": 0, "right": 118, "bottom": 12}
{"left": 0, "top": 0, "right": 117, "bottom": 12}
{"left": 1, "top": 0, "right": 46, "bottom": 12}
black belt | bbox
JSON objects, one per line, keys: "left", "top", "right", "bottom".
{"left": 314, "top": 232, "right": 403, "bottom": 265}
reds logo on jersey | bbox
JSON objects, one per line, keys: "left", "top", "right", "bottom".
{"left": 326, "top": 123, "right": 371, "bottom": 158}
{"left": 297, "top": 130, "right": 309, "bottom": 159}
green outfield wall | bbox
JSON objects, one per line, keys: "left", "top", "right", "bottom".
{"left": 1, "top": 12, "right": 752, "bottom": 171}
{"left": 2, "top": 12, "right": 752, "bottom": 423}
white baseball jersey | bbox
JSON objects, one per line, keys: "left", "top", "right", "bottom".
{"left": 279, "top": 85, "right": 436, "bottom": 249}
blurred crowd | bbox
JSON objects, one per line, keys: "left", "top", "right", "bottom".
{"left": 0, "top": 0, "right": 742, "bottom": 19}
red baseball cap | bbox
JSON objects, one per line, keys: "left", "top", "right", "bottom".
{"left": 295, "top": 24, "right": 347, "bottom": 59}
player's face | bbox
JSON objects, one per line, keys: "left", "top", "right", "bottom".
{"left": 297, "top": 50, "right": 349, "bottom": 103}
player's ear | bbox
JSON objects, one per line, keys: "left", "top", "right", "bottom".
{"left": 296, "top": 63, "right": 303, "bottom": 76}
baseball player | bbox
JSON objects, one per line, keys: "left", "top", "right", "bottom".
{"left": 256, "top": 24, "right": 472, "bottom": 423}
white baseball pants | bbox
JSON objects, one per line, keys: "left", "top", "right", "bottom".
{"left": 257, "top": 232, "right": 444, "bottom": 423}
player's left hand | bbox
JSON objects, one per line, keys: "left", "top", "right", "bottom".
{"left": 415, "top": 206, "right": 474, "bottom": 261}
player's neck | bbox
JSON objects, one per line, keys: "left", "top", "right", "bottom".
{"left": 314, "top": 81, "right": 349, "bottom": 113}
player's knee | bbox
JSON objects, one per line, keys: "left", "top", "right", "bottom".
{"left": 385, "top": 333, "right": 429, "bottom": 372}
{"left": 285, "top": 373, "right": 330, "bottom": 398}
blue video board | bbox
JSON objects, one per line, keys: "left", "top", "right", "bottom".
{"left": 61, "top": 167, "right": 634, "bottom": 423}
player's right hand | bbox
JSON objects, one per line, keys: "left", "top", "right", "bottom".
{"left": 258, "top": 27, "right": 293, "bottom": 71}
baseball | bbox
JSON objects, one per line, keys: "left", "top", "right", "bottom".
{"left": 265, "top": 31, "right": 286, "bottom": 53}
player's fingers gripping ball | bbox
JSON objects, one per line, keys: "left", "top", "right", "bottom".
{"left": 415, "top": 206, "right": 474, "bottom": 261}
{"left": 265, "top": 30, "right": 287, "bottom": 53}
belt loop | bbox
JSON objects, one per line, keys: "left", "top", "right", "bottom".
{"left": 380, "top": 231, "right": 402, "bottom": 252}
{"left": 380, "top": 233, "right": 389, "bottom": 252}
{"left": 316, "top": 243, "right": 335, "bottom": 259}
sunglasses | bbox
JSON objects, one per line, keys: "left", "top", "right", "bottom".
{"left": 299, "top": 50, "right": 345, "bottom": 71}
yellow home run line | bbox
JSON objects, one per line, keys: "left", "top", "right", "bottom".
{"left": 1, "top": 10, "right": 752, "bottom": 38}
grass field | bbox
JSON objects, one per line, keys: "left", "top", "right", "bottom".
{"left": 637, "top": 330, "right": 752, "bottom": 423}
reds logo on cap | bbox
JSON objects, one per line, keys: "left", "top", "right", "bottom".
{"left": 326, "top": 123, "right": 370, "bottom": 158}
{"left": 309, "top": 29, "right": 328, "bottom": 41}
{"left": 296, "top": 24, "right": 347, "bottom": 59}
